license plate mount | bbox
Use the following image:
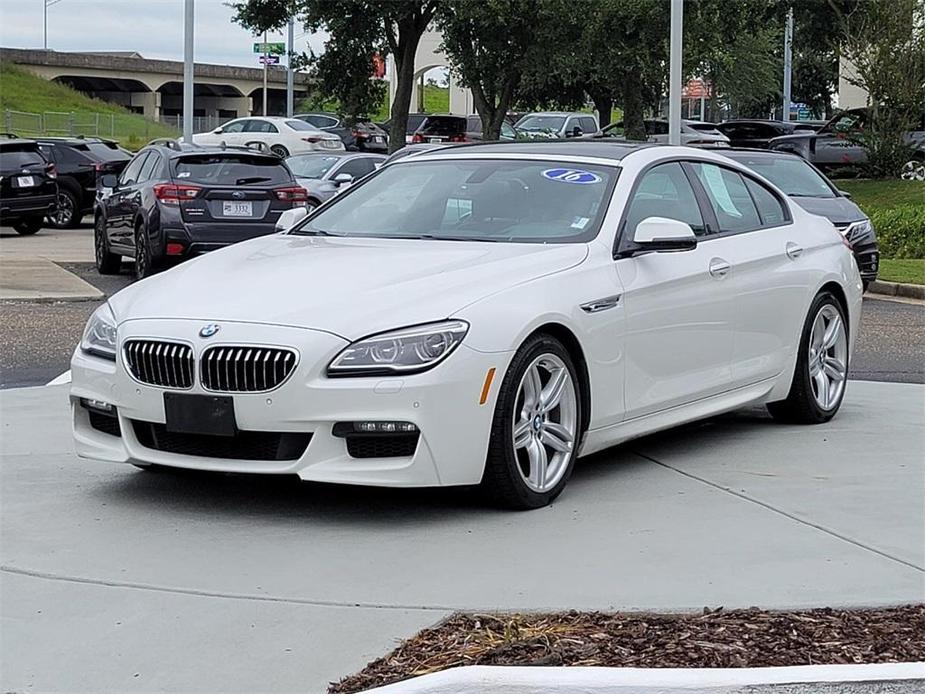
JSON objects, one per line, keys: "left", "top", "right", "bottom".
{"left": 164, "top": 393, "right": 237, "bottom": 437}
{"left": 222, "top": 201, "right": 253, "bottom": 217}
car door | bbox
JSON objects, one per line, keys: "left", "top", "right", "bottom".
{"left": 686, "top": 161, "right": 806, "bottom": 386}
{"left": 328, "top": 156, "right": 378, "bottom": 194}
{"left": 217, "top": 119, "right": 249, "bottom": 147}
{"left": 615, "top": 161, "right": 736, "bottom": 419}
{"left": 107, "top": 151, "right": 150, "bottom": 249}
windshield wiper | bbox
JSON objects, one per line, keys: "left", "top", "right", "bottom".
{"left": 289, "top": 227, "right": 343, "bottom": 237}
{"left": 235, "top": 176, "right": 272, "bottom": 185}
{"left": 413, "top": 234, "right": 499, "bottom": 242}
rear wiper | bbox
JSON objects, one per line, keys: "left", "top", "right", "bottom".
{"left": 235, "top": 176, "right": 272, "bottom": 185}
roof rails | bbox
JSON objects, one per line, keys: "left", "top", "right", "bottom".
{"left": 0, "top": 132, "right": 20, "bottom": 139}
{"left": 146, "top": 137, "right": 184, "bottom": 150}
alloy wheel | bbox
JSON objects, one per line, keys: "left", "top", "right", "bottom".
{"left": 51, "top": 192, "right": 74, "bottom": 227}
{"left": 899, "top": 160, "right": 925, "bottom": 181}
{"left": 94, "top": 217, "right": 105, "bottom": 266}
{"left": 808, "top": 304, "right": 848, "bottom": 410}
{"left": 511, "top": 354, "right": 578, "bottom": 493}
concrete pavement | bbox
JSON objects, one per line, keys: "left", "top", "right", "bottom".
{"left": 1, "top": 380, "right": 922, "bottom": 692}
{"left": 0, "top": 227, "right": 100, "bottom": 301}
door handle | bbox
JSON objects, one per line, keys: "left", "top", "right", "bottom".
{"left": 786, "top": 242, "right": 803, "bottom": 259}
{"left": 708, "top": 258, "right": 731, "bottom": 278}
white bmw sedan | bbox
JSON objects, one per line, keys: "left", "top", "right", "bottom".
{"left": 71, "top": 142, "right": 862, "bottom": 509}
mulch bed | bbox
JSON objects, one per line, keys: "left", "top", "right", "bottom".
{"left": 329, "top": 604, "right": 925, "bottom": 693}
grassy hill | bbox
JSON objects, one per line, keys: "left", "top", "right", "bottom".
{"left": 0, "top": 63, "right": 176, "bottom": 149}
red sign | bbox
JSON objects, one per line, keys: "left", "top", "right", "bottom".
{"left": 682, "top": 79, "right": 712, "bottom": 99}
{"left": 372, "top": 54, "right": 386, "bottom": 79}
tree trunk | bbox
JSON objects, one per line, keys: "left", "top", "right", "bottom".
{"left": 592, "top": 92, "right": 613, "bottom": 128}
{"left": 388, "top": 37, "right": 419, "bottom": 153}
{"left": 622, "top": 80, "right": 645, "bottom": 141}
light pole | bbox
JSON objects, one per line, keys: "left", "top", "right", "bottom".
{"left": 44, "top": 0, "right": 65, "bottom": 51}
{"left": 183, "top": 0, "right": 194, "bottom": 142}
{"left": 782, "top": 7, "right": 794, "bottom": 121}
{"left": 262, "top": 31, "right": 269, "bottom": 115}
{"left": 286, "top": 16, "right": 294, "bottom": 117}
{"left": 668, "top": 0, "right": 683, "bottom": 146}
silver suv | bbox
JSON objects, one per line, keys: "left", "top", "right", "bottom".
{"left": 769, "top": 108, "right": 925, "bottom": 179}
{"left": 596, "top": 119, "right": 730, "bottom": 147}
{"left": 514, "top": 112, "right": 601, "bottom": 139}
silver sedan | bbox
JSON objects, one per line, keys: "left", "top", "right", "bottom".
{"left": 285, "top": 152, "right": 386, "bottom": 210}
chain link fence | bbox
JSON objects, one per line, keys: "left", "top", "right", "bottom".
{"left": 3, "top": 109, "right": 179, "bottom": 147}
{"left": 158, "top": 114, "right": 235, "bottom": 134}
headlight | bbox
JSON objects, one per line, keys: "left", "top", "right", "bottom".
{"left": 327, "top": 320, "right": 469, "bottom": 376}
{"left": 80, "top": 303, "right": 117, "bottom": 361}
{"left": 842, "top": 219, "right": 873, "bottom": 242}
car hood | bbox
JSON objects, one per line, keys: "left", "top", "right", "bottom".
{"left": 109, "top": 234, "right": 589, "bottom": 340}
{"left": 789, "top": 195, "right": 865, "bottom": 225}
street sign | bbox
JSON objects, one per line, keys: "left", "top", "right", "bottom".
{"left": 259, "top": 55, "right": 280, "bottom": 65}
{"left": 253, "top": 42, "right": 285, "bottom": 54}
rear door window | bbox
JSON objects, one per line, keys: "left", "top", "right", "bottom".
{"left": 245, "top": 120, "right": 278, "bottom": 134}
{"left": 138, "top": 152, "right": 161, "bottom": 182}
{"left": 334, "top": 157, "right": 378, "bottom": 180}
{"left": 579, "top": 117, "right": 598, "bottom": 133}
{"left": 173, "top": 155, "right": 292, "bottom": 185}
{"left": 744, "top": 178, "right": 789, "bottom": 227}
{"left": 119, "top": 152, "right": 149, "bottom": 185}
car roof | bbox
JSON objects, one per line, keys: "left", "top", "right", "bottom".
{"left": 34, "top": 136, "right": 115, "bottom": 145}
{"left": 398, "top": 140, "right": 652, "bottom": 160}
{"left": 144, "top": 141, "right": 285, "bottom": 161}
{"left": 720, "top": 147, "right": 808, "bottom": 159}
{"left": 0, "top": 137, "right": 39, "bottom": 147}
{"left": 519, "top": 112, "right": 588, "bottom": 117}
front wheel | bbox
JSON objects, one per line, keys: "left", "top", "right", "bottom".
{"left": 899, "top": 158, "right": 925, "bottom": 181}
{"left": 768, "top": 292, "right": 848, "bottom": 424}
{"left": 13, "top": 216, "right": 43, "bottom": 235}
{"left": 481, "top": 335, "right": 582, "bottom": 509}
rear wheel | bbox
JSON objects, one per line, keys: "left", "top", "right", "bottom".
{"left": 47, "top": 188, "right": 80, "bottom": 228}
{"left": 900, "top": 158, "right": 925, "bottom": 181}
{"left": 12, "top": 216, "right": 43, "bottom": 235}
{"left": 481, "top": 335, "right": 582, "bottom": 509}
{"left": 768, "top": 292, "right": 848, "bottom": 424}
{"left": 133, "top": 222, "right": 155, "bottom": 280}
{"left": 270, "top": 144, "right": 289, "bottom": 158}
{"left": 94, "top": 214, "right": 121, "bottom": 274}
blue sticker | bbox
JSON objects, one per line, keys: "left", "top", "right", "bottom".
{"left": 542, "top": 168, "right": 602, "bottom": 185}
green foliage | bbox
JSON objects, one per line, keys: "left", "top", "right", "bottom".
{"left": 0, "top": 63, "right": 176, "bottom": 148}
{"left": 878, "top": 259, "right": 925, "bottom": 285}
{"left": 839, "top": 180, "right": 925, "bottom": 259}
{"left": 836, "top": 0, "right": 925, "bottom": 178}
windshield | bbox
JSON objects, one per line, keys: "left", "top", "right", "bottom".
{"left": 728, "top": 156, "right": 836, "bottom": 198}
{"left": 80, "top": 142, "right": 130, "bottom": 161}
{"left": 516, "top": 116, "right": 566, "bottom": 132}
{"left": 294, "top": 158, "right": 618, "bottom": 243}
{"left": 173, "top": 155, "right": 292, "bottom": 185}
{"left": 287, "top": 154, "right": 342, "bottom": 179}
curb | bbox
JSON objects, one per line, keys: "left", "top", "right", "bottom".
{"left": 869, "top": 280, "right": 925, "bottom": 300}
{"left": 364, "top": 663, "right": 925, "bottom": 693}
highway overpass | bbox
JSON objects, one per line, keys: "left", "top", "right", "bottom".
{"left": 1, "top": 48, "right": 312, "bottom": 121}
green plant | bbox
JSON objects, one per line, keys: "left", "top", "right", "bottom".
{"left": 868, "top": 204, "right": 925, "bottom": 259}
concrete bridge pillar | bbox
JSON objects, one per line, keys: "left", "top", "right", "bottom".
{"left": 130, "top": 91, "right": 161, "bottom": 120}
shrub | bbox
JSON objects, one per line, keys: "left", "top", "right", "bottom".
{"left": 869, "top": 204, "right": 925, "bottom": 259}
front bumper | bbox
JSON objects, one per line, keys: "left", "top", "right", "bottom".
{"left": 70, "top": 319, "right": 508, "bottom": 487}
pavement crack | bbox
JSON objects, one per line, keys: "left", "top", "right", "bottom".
{"left": 0, "top": 564, "right": 455, "bottom": 613}
{"left": 632, "top": 451, "right": 925, "bottom": 575}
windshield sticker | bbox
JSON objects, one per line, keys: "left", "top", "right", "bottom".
{"left": 571, "top": 216, "right": 590, "bottom": 229}
{"left": 542, "top": 168, "right": 602, "bottom": 185}
{"left": 701, "top": 164, "right": 742, "bottom": 218}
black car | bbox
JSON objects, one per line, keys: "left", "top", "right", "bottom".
{"left": 294, "top": 113, "right": 389, "bottom": 153}
{"left": 411, "top": 114, "right": 470, "bottom": 144}
{"left": 379, "top": 113, "right": 430, "bottom": 145}
{"left": 94, "top": 141, "right": 309, "bottom": 279}
{"left": 723, "top": 149, "right": 879, "bottom": 288}
{"left": 36, "top": 137, "right": 131, "bottom": 228}
{"left": 0, "top": 136, "right": 57, "bottom": 235}
{"left": 716, "top": 120, "right": 819, "bottom": 149}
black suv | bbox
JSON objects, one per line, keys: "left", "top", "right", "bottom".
{"left": 94, "top": 141, "right": 309, "bottom": 278}
{"left": 0, "top": 136, "right": 57, "bottom": 235}
{"left": 36, "top": 137, "right": 131, "bottom": 228}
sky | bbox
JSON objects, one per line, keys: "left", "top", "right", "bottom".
{"left": 0, "top": 0, "right": 326, "bottom": 67}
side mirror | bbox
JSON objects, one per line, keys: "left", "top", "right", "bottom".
{"left": 332, "top": 172, "right": 354, "bottom": 187}
{"left": 567, "top": 126, "right": 583, "bottom": 138}
{"left": 212, "top": 127, "right": 224, "bottom": 134}
{"left": 275, "top": 206, "right": 309, "bottom": 231}
{"left": 630, "top": 217, "right": 697, "bottom": 254}
{"left": 99, "top": 174, "right": 118, "bottom": 189}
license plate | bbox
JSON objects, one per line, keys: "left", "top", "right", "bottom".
{"left": 429, "top": 138, "right": 444, "bottom": 144}
{"left": 164, "top": 393, "right": 236, "bottom": 437}
{"left": 322, "top": 140, "right": 339, "bottom": 149}
{"left": 16, "top": 176, "right": 35, "bottom": 187}
{"left": 222, "top": 201, "right": 253, "bottom": 217}
{"left": 372, "top": 136, "right": 384, "bottom": 143}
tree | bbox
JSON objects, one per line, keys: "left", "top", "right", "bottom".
{"left": 436, "top": 0, "right": 553, "bottom": 139}
{"left": 832, "top": 0, "right": 925, "bottom": 177}
{"left": 232, "top": 0, "right": 439, "bottom": 152}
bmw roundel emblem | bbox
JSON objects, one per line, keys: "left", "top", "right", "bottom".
{"left": 199, "top": 324, "right": 221, "bottom": 338}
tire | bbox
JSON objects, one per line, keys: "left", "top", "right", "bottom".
{"left": 47, "top": 188, "right": 80, "bottom": 229}
{"left": 305, "top": 199, "right": 319, "bottom": 212}
{"left": 133, "top": 221, "right": 156, "bottom": 280}
{"left": 767, "top": 291, "right": 849, "bottom": 424}
{"left": 12, "top": 216, "right": 43, "bottom": 235}
{"left": 270, "top": 144, "right": 289, "bottom": 158}
{"left": 94, "top": 214, "right": 121, "bottom": 274}
{"left": 899, "top": 157, "right": 925, "bottom": 181}
{"left": 480, "top": 334, "right": 582, "bottom": 509}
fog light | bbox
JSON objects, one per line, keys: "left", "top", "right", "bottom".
{"left": 166, "top": 242, "right": 185, "bottom": 256}
{"left": 80, "top": 398, "right": 113, "bottom": 413}
{"left": 334, "top": 421, "right": 419, "bottom": 436}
